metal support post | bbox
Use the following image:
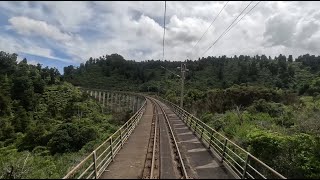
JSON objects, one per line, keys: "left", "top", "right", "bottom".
{"left": 93, "top": 151, "right": 97, "bottom": 179}
{"left": 103, "top": 92, "right": 105, "bottom": 107}
{"left": 221, "top": 139, "right": 228, "bottom": 162}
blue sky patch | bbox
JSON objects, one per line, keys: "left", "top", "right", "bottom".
{"left": 19, "top": 52, "right": 79, "bottom": 74}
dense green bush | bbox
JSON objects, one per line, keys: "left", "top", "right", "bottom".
{"left": 0, "top": 52, "right": 121, "bottom": 178}
{"left": 247, "top": 129, "right": 320, "bottom": 178}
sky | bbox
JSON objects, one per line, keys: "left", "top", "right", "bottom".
{"left": 0, "top": 1, "right": 320, "bottom": 74}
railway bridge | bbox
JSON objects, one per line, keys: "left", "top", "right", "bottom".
{"left": 63, "top": 88, "right": 286, "bottom": 179}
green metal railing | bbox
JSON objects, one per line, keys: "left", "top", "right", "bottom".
{"left": 63, "top": 95, "right": 146, "bottom": 179}
{"left": 157, "top": 96, "right": 286, "bottom": 179}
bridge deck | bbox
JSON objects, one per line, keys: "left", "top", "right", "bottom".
{"left": 158, "top": 101, "right": 234, "bottom": 179}
{"left": 99, "top": 99, "right": 153, "bottom": 179}
{"left": 99, "top": 98, "right": 234, "bottom": 179}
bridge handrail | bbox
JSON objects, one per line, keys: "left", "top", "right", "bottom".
{"left": 63, "top": 92, "right": 147, "bottom": 179}
{"left": 157, "top": 96, "right": 286, "bottom": 179}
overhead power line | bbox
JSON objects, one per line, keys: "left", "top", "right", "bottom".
{"left": 200, "top": 1, "right": 253, "bottom": 57}
{"left": 211, "top": 1, "right": 261, "bottom": 54}
{"left": 227, "top": 1, "right": 261, "bottom": 36}
{"left": 208, "top": 2, "right": 262, "bottom": 55}
{"left": 209, "top": 1, "right": 261, "bottom": 55}
{"left": 191, "top": 1, "right": 229, "bottom": 53}
{"left": 162, "top": 1, "right": 167, "bottom": 61}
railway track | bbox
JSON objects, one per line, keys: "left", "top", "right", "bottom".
{"left": 64, "top": 91, "right": 285, "bottom": 179}
{"left": 142, "top": 100, "right": 159, "bottom": 178}
{"left": 142, "top": 97, "right": 189, "bottom": 179}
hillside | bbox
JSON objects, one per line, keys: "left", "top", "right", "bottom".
{"left": 64, "top": 53, "right": 320, "bottom": 94}
{"left": 0, "top": 51, "right": 124, "bottom": 178}
{"left": 64, "top": 53, "right": 320, "bottom": 178}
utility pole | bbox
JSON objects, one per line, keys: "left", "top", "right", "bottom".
{"left": 161, "top": 63, "right": 188, "bottom": 108}
{"left": 178, "top": 63, "right": 188, "bottom": 108}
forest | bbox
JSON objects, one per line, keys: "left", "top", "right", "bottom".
{"left": 0, "top": 51, "right": 128, "bottom": 178}
{"left": 64, "top": 53, "right": 320, "bottom": 179}
{"left": 1, "top": 50, "right": 320, "bottom": 178}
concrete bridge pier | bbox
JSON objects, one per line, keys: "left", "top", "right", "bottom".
{"left": 134, "top": 96, "right": 137, "bottom": 112}
{"left": 85, "top": 90, "right": 145, "bottom": 114}
{"left": 115, "top": 93, "right": 119, "bottom": 112}
{"left": 116, "top": 93, "right": 119, "bottom": 112}
{"left": 118, "top": 94, "right": 121, "bottom": 112}
{"left": 121, "top": 94, "right": 126, "bottom": 111}
{"left": 126, "top": 94, "right": 130, "bottom": 111}
{"left": 131, "top": 96, "right": 135, "bottom": 112}
{"left": 103, "top": 92, "right": 106, "bottom": 107}
{"left": 107, "top": 92, "right": 110, "bottom": 110}
{"left": 130, "top": 96, "right": 133, "bottom": 112}
{"left": 96, "top": 91, "right": 99, "bottom": 100}
{"left": 111, "top": 93, "right": 115, "bottom": 111}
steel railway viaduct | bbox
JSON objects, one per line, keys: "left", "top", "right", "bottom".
{"left": 63, "top": 88, "right": 286, "bottom": 179}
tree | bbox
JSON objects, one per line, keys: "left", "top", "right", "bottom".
{"left": 278, "top": 54, "right": 287, "bottom": 71}
{"left": 238, "top": 64, "right": 248, "bottom": 83}
{"left": 48, "top": 124, "right": 97, "bottom": 154}
{"left": 47, "top": 127, "right": 73, "bottom": 154}
{"left": 249, "top": 61, "right": 258, "bottom": 76}
{"left": 0, "top": 75, "right": 12, "bottom": 116}
{"left": 12, "top": 106, "right": 30, "bottom": 133}
{"left": 64, "top": 65, "right": 74, "bottom": 76}
{"left": 288, "top": 55, "right": 293, "bottom": 63}
{"left": 18, "top": 124, "right": 48, "bottom": 151}
{"left": 12, "top": 76, "right": 34, "bottom": 110}
{"left": 218, "top": 66, "right": 224, "bottom": 80}
{"left": 268, "top": 62, "right": 278, "bottom": 75}
{"left": 49, "top": 68, "right": 60, "bottom": 85}
{"left": 0, "top": 51, "right": 17, "bottom": 75}
{"left": 288, "top": 65, "right": 295, "bottom": 77}
{"left": 0, "top": 118, "right": 15, "bottom": 141}
{"left": 33, "top": 78, "right": 45, "bottom": 94}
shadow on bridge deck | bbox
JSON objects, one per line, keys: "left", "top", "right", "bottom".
{"left": 99, "top": 99, "right": 154, "bottom": 179}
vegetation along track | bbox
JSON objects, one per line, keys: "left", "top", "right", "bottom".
{"left": 146, "top": 97, "right": 189, "bottom": 179}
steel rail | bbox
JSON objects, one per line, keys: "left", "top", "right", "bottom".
{"left": 151, "top": 98, "right": 189, "bottom": 179}
{"left": 150, "top": 101, "right": 158, "bottom": 178}
{"left": 141, "top": 99, "right": 159, "bottom": 179}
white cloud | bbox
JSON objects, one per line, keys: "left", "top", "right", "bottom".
{"left": 38, "top": 1, "right": 93, "bottom": 32}
{"left": 8, "top": 16, "right": 72, "bottom": 42}
{"left": 27, "top": 59, "right": 39, "bottom": 65}
{"left": 0, "top": 33, "right": 73, "bottom": 63}
{"left": 0, "top": 1, "right": 320, "bottom": 65}
{"left": 0, "top": 34, "right": 52, "bottom": 57}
